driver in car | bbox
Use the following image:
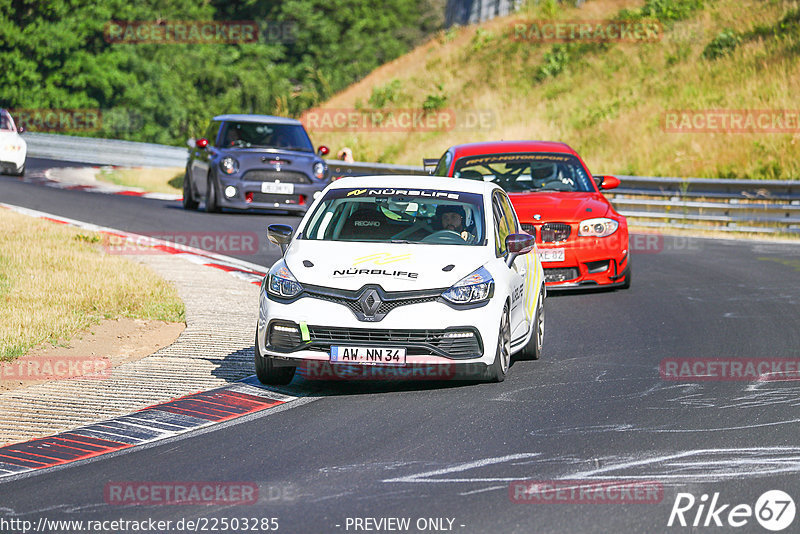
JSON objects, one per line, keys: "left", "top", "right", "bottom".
{"left": 530, "top": 161, "right": 558, "bottom": 188}
{"left": 435, "top": 205, "right": 475, "bottom": 243}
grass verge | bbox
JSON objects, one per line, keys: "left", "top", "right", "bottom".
{"left": 0, "top": 209, "right": 185, "bottom": 361}
{"left": 310, "top": 0, "right": 800, "bottom": 180}
{"left": 97, "top": 167, "right": 184, "bottom": 194}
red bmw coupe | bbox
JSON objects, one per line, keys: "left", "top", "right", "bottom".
{"left": 429, "top": 141, "right": 630, "bottom": 289}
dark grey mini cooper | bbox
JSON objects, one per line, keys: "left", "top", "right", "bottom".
{"left": 183, "top": 114, "right": 330, "bottom": 213}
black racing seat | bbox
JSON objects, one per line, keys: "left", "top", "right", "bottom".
{"left": 339, "top": 208, "right": 386, "bottom": 240}
{"left": 459, "top": 169, "right": 484, "bottom": 181}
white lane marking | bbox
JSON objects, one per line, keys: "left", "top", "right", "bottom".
{"left": 382, "top": 453, "right": 541, "bottom": 484}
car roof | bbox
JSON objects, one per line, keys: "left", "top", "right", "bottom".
{"left": 212, "top": 114, "right": 301, "bottom": 125}
{"left": 328, "top": 175, "right": 497, "bottom": 196}
{"left": 449, "top": 140, "right": 577, "bottom": 158}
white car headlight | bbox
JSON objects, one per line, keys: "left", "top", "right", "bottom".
{"left": 220, "top": 157, "right": 239, "bottom": 175}
{"left": 442, "top": 266, "right": 494, "bottom": 304}
{"left": 267, "top": 259, "right": 303, "bottom": 298}
{"left": 313, "top": 162, "right": 326, "bottom": 180}
{"left": 578, "top": 217, "right": 618, "bottom": 238}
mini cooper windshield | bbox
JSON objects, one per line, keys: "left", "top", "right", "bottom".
{"left": 220, "top": 121, "right": 314, "bottom": 152}
{"left": 453, "top": 153, "right": 594, "bottom": 193}
{"left": 301, "top": 187, "right": 486, "bottom": 245}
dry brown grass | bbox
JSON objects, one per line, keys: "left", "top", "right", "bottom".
{"left": 308, "top": 0, "right": 800, "bottom": 179}
{"left": 0, "top": 209, "right": 185, "bottom": 360}
{"left": 98, "top": 167, "right": 184, "bottom": 194}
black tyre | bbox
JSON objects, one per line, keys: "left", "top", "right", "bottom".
{"left": 489, "top": 304, "right": 511, "bottom": 382}
{"left": 205, "top": 175, "right": 220, "bottom": 213}
{"left": 182, "top": 170, "right": 199, "bottom": 210}
{"left": 518, "top": 288, "right": 544, "bottom": 360}
{"left": 254, "top": 331, "right": 295, "bottom": 385}
{"left": 619, "top": 266, "right": 632, "bottom": 289}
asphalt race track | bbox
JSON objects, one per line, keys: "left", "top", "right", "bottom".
{"left": 1, "top": 158, "right": 800, "bottom": 533}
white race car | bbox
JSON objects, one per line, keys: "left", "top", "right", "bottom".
{"left": 255, "top": 175, "right": 545, "bottom": 384}
{"left": 0, "top": 109, "right": 26, "bottom": 176}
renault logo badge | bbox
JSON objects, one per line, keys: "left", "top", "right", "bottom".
{"left": 358, "top": 289, "right": 381, "bottom": 317}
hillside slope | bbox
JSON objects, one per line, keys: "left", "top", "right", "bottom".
{"left": 307, "top": 0, "right": 800, "bottom": 180}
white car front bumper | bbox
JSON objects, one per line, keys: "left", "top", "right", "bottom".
{"left": 257, "top": 290, "right": 504, "bottom": 379}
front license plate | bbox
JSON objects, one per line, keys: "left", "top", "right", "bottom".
{"left": 261, "top": 182, "right": 294, "bottom": 194}
{"left": 539, "top": 247, "right": 565, "bottom": 262}
{"left": 330, "top": 346, "right": 407, "bottom": 366}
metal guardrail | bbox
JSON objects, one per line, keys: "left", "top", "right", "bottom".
{"left": 25, "top": 132, "right": 188, "bottom": 167}
{"left": 23, "top": 132, "right": 799, "bottom": 234}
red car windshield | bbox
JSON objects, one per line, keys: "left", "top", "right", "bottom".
{"left": 452, "top": 152, "right": 595, "bottom": 193}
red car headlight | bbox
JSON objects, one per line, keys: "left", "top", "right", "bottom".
{"left": 578, "top": 218, "right": 618, "bottom": 238}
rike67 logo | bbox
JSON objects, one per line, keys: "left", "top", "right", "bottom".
{"left": 668, "top": 490, "right": 795, "bottom": 531}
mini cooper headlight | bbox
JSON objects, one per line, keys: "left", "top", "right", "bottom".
{"left": 578, "top": 217, "right": 618, "bottom": 238}
{"left": 220, "top": 157, "right": 239, "bottom": 175}
{"left": 267, "top": 259, "right": 303, "bottom": 298}
{"left": 442, "top": 266, "right": 494, "bottom": 304}
{"left": 313, "top": 162, "right": 326, "bottom": 180}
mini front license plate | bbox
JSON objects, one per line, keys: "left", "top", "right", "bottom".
{"left": 539, "top": 247, "right": 565, "bottom": 262}
{"left": 330, "top": 346, "right": 407, "bottom": 366}
{"left": 261, "top": 182, "right": 294, "bottom": 194}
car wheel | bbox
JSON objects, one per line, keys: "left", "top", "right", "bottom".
{"left": 205, "top": 175, "right": 220, "bottom": 213}
{"left": 619, "top": 266, "right": 632, "bottom": 289}
{"left": 489, "top": 304, "right": 511, "bottom": 382}
{"left": 254, "top": 331, "right": 295, "bottom": 385}
{"left": 182, "top": 170, "right": 199, "bottom": 210}
{"left": 519, "top": 288, "right": 544, "bottom": 360}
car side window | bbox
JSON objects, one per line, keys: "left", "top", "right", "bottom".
{"left": 493, "top": 194, "right": 509, "bottom": 257}
{"left": 205, "top": 121, "right": 221, "bottom": 146}
{"left": 433, "top": 151, "right": 452, "bottom": 176}
{"left": 497, "top": 193, "right": 520, "bottom": 234}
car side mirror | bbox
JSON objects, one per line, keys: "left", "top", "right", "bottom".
{"left": 267, "top": 224, "right": 294, "bottom": 255}
{"left": 196, "top": 138, "right": 209, "bottom": 149}
{"left": 17, "top": 126, "right": 24, "bottom": 134}
{"left": 595, "top": 175, "right": 620, "bottom": 190}
{"left": 317, "top": 145, "right": 329, "bottom": 157}
{"left": 505, "top": 233, "right": 535, "bottom": 267}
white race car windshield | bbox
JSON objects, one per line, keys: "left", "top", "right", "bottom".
{"left": 301, "top": 187, "right": 486, "bottom": 246}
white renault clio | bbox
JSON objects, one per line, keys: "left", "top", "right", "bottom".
{"left": 255, "top": 175, "right": 545, "bottom": 384}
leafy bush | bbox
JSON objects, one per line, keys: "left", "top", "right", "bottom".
{"left": 702, "top": 29, "right": 742, "bottom": 60}
{"left": 641, "top": 0, "right": 705, "bottom": 22}
{"left": 369, "top": 79, "right": 405, "bottom": 108}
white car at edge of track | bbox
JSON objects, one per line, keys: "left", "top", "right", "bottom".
{"left": 0, "top": 109, "right": 26, "bottom": 177}
{"left": 255, "top": 175, "right": 546, "bottom": 384}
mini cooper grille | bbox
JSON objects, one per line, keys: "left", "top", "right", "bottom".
{"left": 521, "top": 223, "right": 536, "bottom": 235}
{"left": 540, "top": 223, "right": 571, "bottom": 243}
{"left": 242, "top": 170, "right": 311, "bottom": 183}
{"left": 307, "top": 327, "right": 482, "bottom": 359}
{"left": 250, "top": 192, "right": 302, "bottom": 204}
{"left": 544, "top": 267, "right": 579, "bottom": 283}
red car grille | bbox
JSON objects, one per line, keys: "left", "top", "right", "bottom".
{"left": 521, "top": 223, "right": 571, "bottom": 242}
